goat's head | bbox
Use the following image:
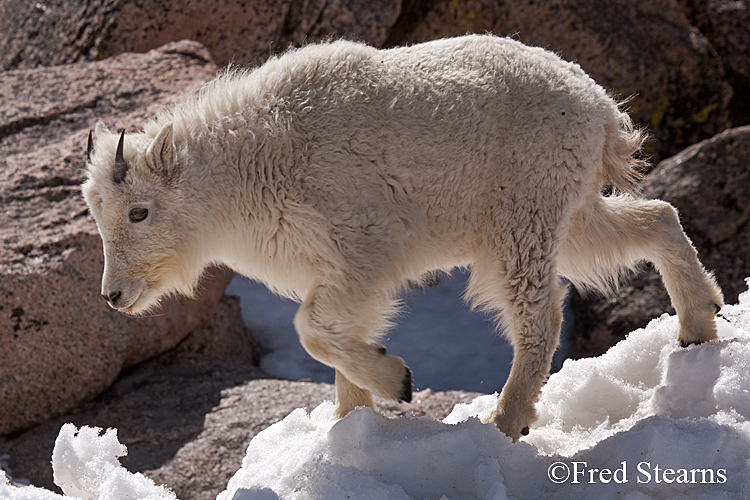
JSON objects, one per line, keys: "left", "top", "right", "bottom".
{"left": 82, "top": 121, "right": 201, "bottom": 315}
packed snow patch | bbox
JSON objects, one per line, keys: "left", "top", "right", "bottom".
{"left": 3, "top": 282, "right": 750, "bottom": 500}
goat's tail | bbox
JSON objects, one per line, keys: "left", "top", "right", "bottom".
{"left": 600, "top": 107, "right": 648, "bottom": 197}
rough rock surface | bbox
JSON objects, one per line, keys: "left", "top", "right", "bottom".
{"left": 389, "top": 0, "right": 733, "bottom": 161}
{"left": 570, "top": 126, "right": 750, "bottom": 357}
{"left": 99, "top": 0, "right": 402, "bottom": 68}
{"left": 0, "top": 40, "right": 228, "bottom": 435}
{"left": 0, "top": 342, "right": 476, "bottom": 500}
{"left": 0, "top": 0, "right": 402, "bottom": 70}
{"left": 385, "top": 0, "right": 503, "bottom": 44}
{"left": 0, "top": 0, "right": 120, "bottom": 69}
{"left": 676, "top": 0, "right": 750, "bottom": 127}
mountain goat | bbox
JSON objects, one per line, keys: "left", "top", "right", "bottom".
{"left": 82, "top": 35, "right": 723, "bottom": 441}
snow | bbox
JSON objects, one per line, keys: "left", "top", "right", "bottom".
{"left": 50, "top": 425, "right": 175, "bottom": 500}
{"left": 2, "top": 280, "right": 750, "bottom": 500}
{"left": 2, "top": 425, "right": 176, "bottom": 500}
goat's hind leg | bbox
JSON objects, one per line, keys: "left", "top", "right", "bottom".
{"left": 333, "top": 369, "right": 375, "bottom": 418}
{"left": 560, "top": 195, "right": 723, "bottom": 346}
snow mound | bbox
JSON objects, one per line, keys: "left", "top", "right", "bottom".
{"left": 1, "top": 424, "right": 176, "bottom": 500}
{"left": 220, "top": 281, "right": 750, "bottom": 500}
{"left": 3, "top": 280, "right": 750, "bottom": 500}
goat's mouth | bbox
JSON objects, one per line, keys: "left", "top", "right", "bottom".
{"left": 118, "top": 289, "right": 153, "bottom": 315}
{"left": 103, "top": 281, "right": 149, "bottom": 314}
{"left": 120, "top": 303, "right": 141, "bottom": 315}
{"left": 113, "top": 292, "right": 142, "bottom": 315}
{"left": 120, "top": 282, "right": 169, "bottom": 316}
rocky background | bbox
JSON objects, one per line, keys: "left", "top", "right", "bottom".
{"left": 1, "top": 0, "right": 749, "bottom": 498}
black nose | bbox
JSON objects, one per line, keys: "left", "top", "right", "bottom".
{"left": 102, "top": 290, "right": 122, "bottom": 305}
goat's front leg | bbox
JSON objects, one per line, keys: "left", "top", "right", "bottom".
{"left": 294, "top": 283, "right": 412, "bottom": 418}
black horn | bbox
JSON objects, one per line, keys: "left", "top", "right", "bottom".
{"left": 86, "top": 130, "right": 94, "bottom": 162}
{"left": 113, "top": 129, "right": 128, "bottom": 183}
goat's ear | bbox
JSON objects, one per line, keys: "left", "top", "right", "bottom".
{"left": 146, "top": 123, "right": 177, "bottom": 182}
{"left": 94, "top": 120, "right": 111, "bottom": 137}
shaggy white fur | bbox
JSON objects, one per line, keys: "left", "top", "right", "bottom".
{"left": 82, "top": 35, "right": 723, "bottom": 440}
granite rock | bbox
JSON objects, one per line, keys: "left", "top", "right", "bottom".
{"left": 0, "top": 0, "right": 402, "bottom": 70}
{"left": 676, "top": 0, "right": 750, "bottom": 127}
{"left": 0, "top": 40, "right": 233, "bottom": 434}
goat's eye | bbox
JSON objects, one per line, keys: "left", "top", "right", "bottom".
{"left": 129, "top": 207, "right": 149, "bottom": 223}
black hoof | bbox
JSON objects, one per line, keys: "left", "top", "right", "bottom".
{"left": 680, "top": 339, "right": 704, "bottom": 348}
{"left": 399, "top": 367, "right": 413, "bottom": 403}
{"left": 521, "top": 426, "right": 530, "bottom": 436}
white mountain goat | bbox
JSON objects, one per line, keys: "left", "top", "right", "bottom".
{"left": 82, "top": 35, "right": 723, "bottom": 440}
